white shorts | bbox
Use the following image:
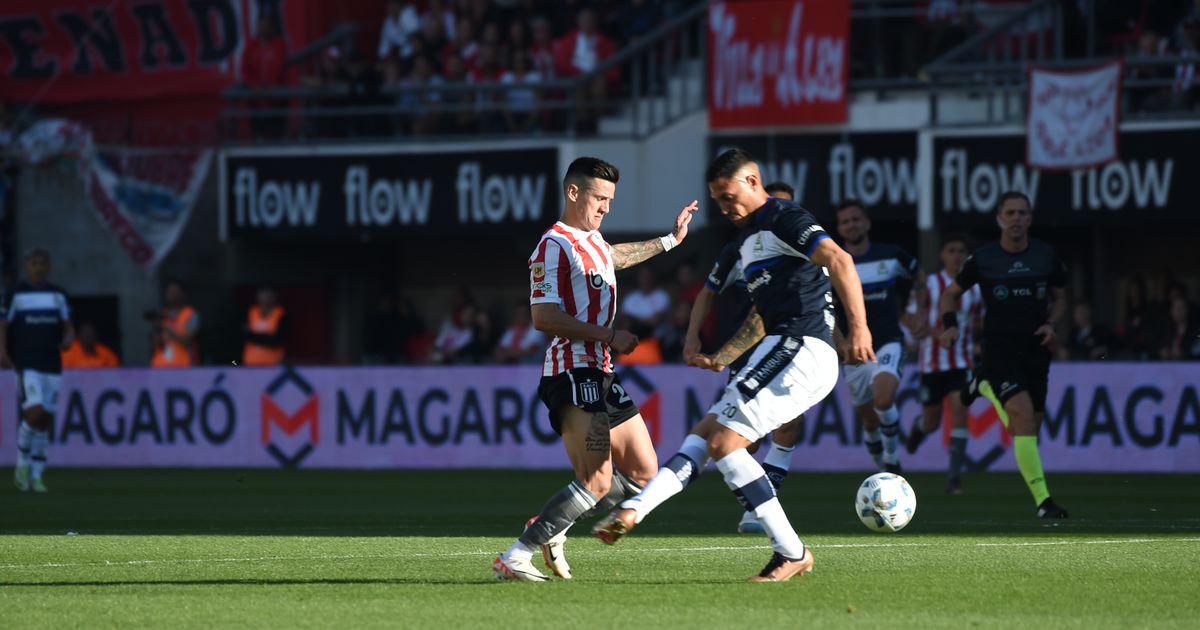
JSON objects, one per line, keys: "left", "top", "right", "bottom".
{"left": 19, "top": 370, "right": 62, "bottom": 413}
{"left": 710, "top": 335, "right": 839, "bottom": 443}
{"left": 842, "top": 341, "right": 904, "bottom": 406}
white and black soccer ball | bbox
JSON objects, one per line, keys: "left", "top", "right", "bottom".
{"left": 855, "top": 473, "right": 917, "bottom": 533}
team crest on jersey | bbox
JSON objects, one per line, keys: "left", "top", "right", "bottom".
{"left": 579, "top": 379, "right": 601, "bottom": 404}
{"left": 532, "top": 263, "right": 546, "bottom": 281}
{"left": 588, "top": 270, "right": 605, "bottom": 289}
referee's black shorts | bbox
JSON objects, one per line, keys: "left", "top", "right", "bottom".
{"left": 537, "top": 367, "right": 639, "bottom": 436}
{"left": 980, "top": 346, "right": 1051, "bottom": 412}
{"left": 919, "top": 369, "right": 971, "bottom": 407}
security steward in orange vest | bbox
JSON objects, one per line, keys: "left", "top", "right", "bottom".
{"left": 242, "top": 287, "right": 287, "bottom": 366}
{"left": 150, "top": 279, "right": 200, "bottom": 368}
{"left": 61, "top": 322, "right": 121, "bottom": 369}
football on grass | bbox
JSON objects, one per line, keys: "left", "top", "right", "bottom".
{"left": 856, "top": 473, "right": 917, "bottom": 532}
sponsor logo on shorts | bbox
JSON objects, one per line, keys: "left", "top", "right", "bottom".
{"left": 579, "top": 379, "right": 600, "bottom": 404}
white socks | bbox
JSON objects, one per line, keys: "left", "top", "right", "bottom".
{"left": 621, "top": 434, "right": 708, "bottom": 523}
{"left": 716, "top": 449, "right": 806, "bottom": 560}
{"left": 16, "top": 421, "right": 34, "bottom": 468}
{"left": 877, "top": 406, "right": 901, "bottom": 466}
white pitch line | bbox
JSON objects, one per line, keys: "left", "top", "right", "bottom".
{"left": 0, "top": 538, "right": 1197, "bottom": 572}
{"left": 975, "top": 537, "right": 1200, "bottom": 547}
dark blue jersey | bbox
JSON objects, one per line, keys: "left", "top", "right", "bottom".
{"left": 846, "top": 242, "right": 919, "bottom": 348}
{"left": 705, "top": 241, "right": 753, "bottom": 344}
{"left": 735, "top": 198, "right": 836, "bottom": 348}
{"left": 2, "top": 281, "right": 71, "bottom": 373}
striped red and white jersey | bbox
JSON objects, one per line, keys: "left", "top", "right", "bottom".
{"left": 529, "top": 221, "right": 617, "bottom": 375}
{"left": 917, "top": 270, "right": 984, "bottom": 374}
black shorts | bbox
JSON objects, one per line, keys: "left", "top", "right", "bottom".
{"left": 980, "top": 348, "right": 1051, "bottom": 412}
{"left": 537, "top": 368, "right": 640, "bottom": 436}
{"left": 919, "top": 369, "right": 971, "bottom": 406}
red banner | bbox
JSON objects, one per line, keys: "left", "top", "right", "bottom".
{"left": 0, "top": 0, "right": 310, "bottom": 104}
{"left": 708, "top": 0, "right": 850, "bottom": 129}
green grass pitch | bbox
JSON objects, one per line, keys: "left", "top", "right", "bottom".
{"left": 2, "top": 469, "right": 1199, "bottom": 629}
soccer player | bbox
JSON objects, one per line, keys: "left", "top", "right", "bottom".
{"left": 0, "top": 248, "right": 74, "bottom": 493}
{"left": 938, "top": 191, "right": 1069, "bottom": 518}
{"left": 905, "top": 235, "right": 983, "bottom": 494}
{"left": 683, "top": 180, "right": 806, "bottom": 535}
{"left": 835, "top": 201, "right": 924, "bottom": 473}
{"left": 493, "top": 157, "right": 698, "bottom": 581}
{"left": 595, "top": 149, "right": 873, "bottom": 581}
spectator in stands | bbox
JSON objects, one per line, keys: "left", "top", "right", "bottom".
{"left": 622, "top": 266, "right": 670, "bottom": 338}
{"left": 1160, "top": 295, "right": 1200, "bottom": 360}
{"left": 657, "top": 301, "right": 692, "bottom": 363}
{"left": 1060, "top": 301, "right": 1113, "bottom": 361}
{"left": 555, "top": 7, "right": 617, "bottom": 132}
{"left": 501, "top": 50, "right": 542, "bottom": 133}
{"left": 471, "top": 44, "right": 506, "bottom": 132}
{"left": 528, "top": 16, "right": 557, "bottom": 80}
{"left": 431, "top": 302, "right": 475, "bottom": 364}
{"left": 493, "top": 301, "right": 545, "bottom": 364}
{"left": 418, "top": 9, "right": 450, "bottom": 57}
{"left": 481, "top": 21, "right": 504, "bottom": 50}
{"left": 1129, "top": 30, "right": 1174, "bottom": 111}
{"left": 378, "top": 0, "right": 421, "bottom": 61}
{"left": 614, "top": 314, "right": 662, "bottom": 365}
{"left": 423, "top": 0, "right": 456, "bottom": 43}
{"left": 396, "top": 54, "right": 445, "bottom": 135}
{"left": 1115, "top": 278, "right": 1156, "bottom": 360}
{"left": 613, "top": 0, "right": 662, "bottom": 45}
{"left": 150, "top": 279, "right": 200, "bottom": 368}
{"left": 461, "top": 307, "right": 498, "bottom": 364}
{"left": 241, "top": 15, "right": 290, "bottom": 139}
{"left": 443, "top": 53, "right": 478, "bottom": 133}
{"left": 61, "top": 322, "right": 120, "bottom": 369}
{"left": 242, "top": 287, "right": 288, "bottom": 367}
{"left": 445, "top": 18, "right": 480, "bottom": 74}
{"left": 363, "top": 294, "right": 401, "bottom": 364}
{"left": 504, "top": 18, "right": 531, "bottom": 69}
{"left": 395, "top": 296, "right": 429, "bottom": 363}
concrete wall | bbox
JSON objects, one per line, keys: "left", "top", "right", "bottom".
{"left": 16, "top": 166, "right": 160, "bottom": 364}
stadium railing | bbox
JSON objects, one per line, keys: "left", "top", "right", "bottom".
{"left": 924, "top": 0, "right": 1200, "bottom": 125}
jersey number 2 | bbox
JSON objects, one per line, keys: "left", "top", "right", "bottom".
{"left": 611, "top": 383, "right": 632, "bottom": 404}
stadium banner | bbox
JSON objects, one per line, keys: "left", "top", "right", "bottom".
{"left": 0, "top": 0, "right": 310, "bottom": 104}
{"left": 16, "top": 119, "right": 212, "bottom": 267}
{"left": 708, "top": 132, "right": 918, "bottom": 224}
{"left": 1027, "top": 62, "right": 1121, "bottom": 171}
{"left": 0, "top": 363, "right": 1196, "bottom": 472}
{"left": 708, "top": 0, "right": 850, "bottom": 129}
{"left": 219, "top": 146, "right": 559, "bottom": 241}
{"left": 935, "top": 127, "right": 1196, "bottom": 226}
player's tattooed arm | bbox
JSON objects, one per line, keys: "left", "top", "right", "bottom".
{"left": 611, "top": 200, "right": 699, "bottom": 270}
{"left": 712, "top": 309, "right": 766, "bottom": 368}
{"left": 611, "top": 239, "right": 665, "bottom": 270}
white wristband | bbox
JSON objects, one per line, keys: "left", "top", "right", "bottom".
{"left": 660, "top": 233, "right": 679, "bottom": 252}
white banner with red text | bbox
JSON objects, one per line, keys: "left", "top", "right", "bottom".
{"left": 1027, "top": 61, "right": 1122, "bottom": 170}
{"left": 0, "top": 364, "right": 1195, "bottom": 471}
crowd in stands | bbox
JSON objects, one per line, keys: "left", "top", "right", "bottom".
{"left": 349, "top": 272, "right": 1200, "bottom": 369}
{"left": 240, "top": 0, "right": 697, "bottom": 138}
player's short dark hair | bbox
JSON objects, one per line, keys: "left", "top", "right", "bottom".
{"left": 764, "top": 181, "right": 794, "bottom": 197}
{"left": 23, "top": 246, "right": 50, "bottom": 261}
{"left": 996, "top": 191, "right": 1032, "bottom": 212}
{"left": 835, "top": 199, "right": 867, "bottom": 216}
{"left": 706, "top": 148, "right": 756, "bottom": 183}
{"left": 164, "top": 278, "right": 187, "bottom": 292}
{"left": 940, "top": 233, "right": 969, "bottom": 250}
{"left": 563, "top": 157, "right": 619, "bottom": 191}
